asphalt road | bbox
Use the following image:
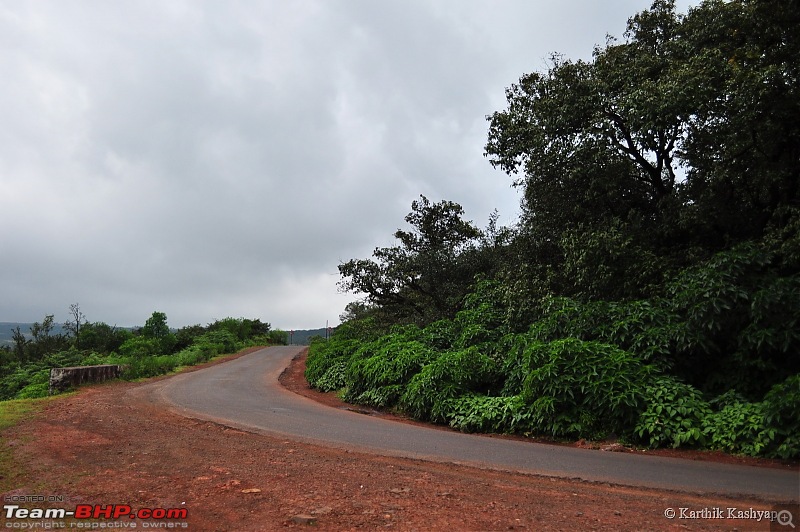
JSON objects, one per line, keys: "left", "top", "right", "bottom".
{"left": 148, "top": 345, "right": 799, "bottom": 502}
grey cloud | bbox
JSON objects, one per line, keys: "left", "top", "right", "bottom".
{"left": 0, "top": 0, "right": 698, "bottom": 329}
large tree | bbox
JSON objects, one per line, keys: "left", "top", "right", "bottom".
{"left": 676, "top": 0, "right": 800, "bottom": 242}
{"left": 484, "top": 0, "right": 800, "bottom": 302}
{"left": 338, "top": 196, "right": 488, "bottom": 325}
{"left": 485, "top": 2, "right": 686, "bottom": 243}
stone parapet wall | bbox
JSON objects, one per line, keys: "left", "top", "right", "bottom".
{"left": 49, "top": 364, "right": 127, "bottom": 394}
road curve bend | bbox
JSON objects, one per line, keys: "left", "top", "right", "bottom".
{"left": 144, "top": 346, "right": 799, "bottom": 502}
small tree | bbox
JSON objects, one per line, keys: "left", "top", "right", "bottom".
{"left": 141, "top": 311, "right": 170, "bottom": 339}
{"left": 11, "top": 326, "right": 28, "bottom": 363}
{"left": 27, "top": 315, "right": 68, "bottom": 361}
{"left": 140, "top": 311, "right": 175, "bottom": 354}
{"left": 64, "top": 303, "right": 87, "bottom": 346}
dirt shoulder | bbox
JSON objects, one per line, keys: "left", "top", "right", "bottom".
{"left": 2, "top": 347, "right": 797, "bottom": 531}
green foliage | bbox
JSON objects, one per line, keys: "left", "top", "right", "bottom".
{"left": 305, "top": 324, "right": 362, "bottom": 389}
{"left": 78, "top": 322, "right": 132, "bottom": 353}
{"left": 444, "top": 394, "right": 529, "bottom": 433}
{"left": 667, "top": 244, "right": 800, "bottom": 396}
{"left": 452, "top": 278, "right": 508, "bottom": 352}
{"left": 635, "top": 376, "right": 711, "bottom": 448}
{"left": 13, "top": 369, "right": 50, "bottom": 400}
{"left": 173, "top": 324, "right": 207, "bottom": 352}
{"left": 417, "top": 319, "right": 457, "bottom": 351}
{"left": 486, "top": 0, "right": 799, "bottom": 260}
{"left": 23, "top": 316, "right": 69, "bottom": 362}
{"left": 634, "top": 375, "right": 800, "bottom": 459}
{"left": 263, "top": 329, "right": 288, "bottom": 346}
{"left": 400, "top": 347, "right": 498, "bottom": 422}
{"left": 703, "top": 401, "right": 773, "bottom": 457}
{"left": 137, "top": 312, "right": 176, "bottom": 353}
{"left": 338, "top": 196, "right": 495, "bottom": 326}
{"left": 208, "top": 317, "right": 271, "bottom": 342}
{"left": 520, "top": 339, "right": 651, "bottom": 439}
{"left": 141, "top": 312, "right": 170, "bottom": 339}
{"left": 196, "top": 330, "right": 238, "bottom": 354}
{"left": 560, "top": 221, "right": 665, "bottom": 301}
{"left": 759, "top": 375, "right": 800, "bottom": 459}
{"left": 526, "top": 297, "right": 678, "bottom": 369}
{"left": 342, "top": 329, "right": 435, "bottom": 408}
{"left": 118, "top": 337, "right": 162, "bottom": 359}
{"left": 313, "top": 361, "right": 348, "bottom": 393}
{"left": 123, "top": 355, "right": 178, "bottom": 379}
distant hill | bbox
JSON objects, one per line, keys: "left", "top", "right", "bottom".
{"left": 288, "top": 328, "right": 332, "bottom": 345}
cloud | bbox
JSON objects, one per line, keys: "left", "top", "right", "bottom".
{"left": 0, "top": 0, "right": 697, "bottom": 329}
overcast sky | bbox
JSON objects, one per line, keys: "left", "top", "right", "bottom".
{"left": 1, "top": 1, "right": 696, "bottom": 330}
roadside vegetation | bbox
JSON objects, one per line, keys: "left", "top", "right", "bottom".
{"left": 308, "top": 0, "right": 800, "bottom": 459}
{"left": 0, "top": 310, "right": 288, "bottom": 400}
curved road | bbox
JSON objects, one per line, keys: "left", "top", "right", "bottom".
{"left": 145, "top": 346, "right": 798, "bottom": 502}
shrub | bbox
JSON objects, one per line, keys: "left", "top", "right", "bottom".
{"left": 118, "top": 337, "right": 162, "bottom": 358}
{"left": 444, "top": 394, "right": 529, "bottom": 433}
{"left": 343, "top": 336, "right": 435, "bottom": 408}
{"left": 667, "top": 244, "right": 800, "bottom": 397}
{"left": 305, "top": 336, "right": 359, "bottom": 388}
{"left": 761, "top": 374, "right": 800, "bottom": 459}
{"left": 703, "top": 401, "right": 773, "bottom": 456}
{"left": 123, "top": 355, "right": 178, "bottom": 379}
{"left": 196, "top": 330, "right": 238, "bottom": 354}
{"left": 313, "top": 360, "right": 348, "bottom": 392}
{"left": 521, "top": 339, "right": 651, "bottom": 439}
{"left": 400, "top": 347, "right": 498, "bottom": 422}
{"left": 418, "top": 319, "right": 457, "bottom": 351}
{"left": 15, "top": 383, "right": 49, "bottom": 399}
{"left": 14, "top": 369, "right": 50, "bottom": 399}
{"left": 499, "top": 333, "right": 536, "bottom": 396}
{"left": 635, "top": 376, "right": 711, "bottom": 448}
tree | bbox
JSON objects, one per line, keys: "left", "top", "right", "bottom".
{"left": 338, "top": 196, "right": 486, "bottom": 325}
{"left": 26, "top": 315, "right": 68, "bottom": 361}
{"left": 676, "top": 0, "right": 800, "bottom": 244}
{"left": 141, "top": 311, "right": 170, "bottom": 339}
{"left": 208, "top": 317, "right": 271, "bottom": 341}
{"left": 78, "top": 322, "right": 131, "bottom": 353}
{"left": 11, "top": 326, "right": 28, "bottom": 363}
{"left": 140, "top": 311, "right": 176, "bottom": 354}
{"left": 484, "top": 0, "right": 800, "bottom": 304}
{"left": 64, "top": 303, "right": 87, "bottom": 345}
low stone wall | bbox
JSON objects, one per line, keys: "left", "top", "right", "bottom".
{"left": 49, "top": 364, "right": 127, "bottom": 394}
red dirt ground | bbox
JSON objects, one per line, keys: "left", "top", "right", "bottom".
{"left": 2, "top": 347, "right": 797, "bottom": 531}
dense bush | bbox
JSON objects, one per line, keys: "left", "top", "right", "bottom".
{"left": 307, "top": 246, "right": 800, "bottom": 458}
{"left": 761, "top": 375, "right": 800, "bottom": 459}
{"left": 401, "top": 347, "right": 498, "bottom": 422}
{"left": 342, "top": 334, "right": 435, "bottom": 408}
{"left": 444, "top": 394, "right": 528, "bottom": 433}
{"left": 635, "top": 376, "right": 711, "bottom": 448}
{"left": 519, "top": 339, "right": 652, "bottom": 439}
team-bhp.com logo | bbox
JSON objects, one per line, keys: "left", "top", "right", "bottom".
{"left": 4, "top": 504, "right": 188, "bottom": 528}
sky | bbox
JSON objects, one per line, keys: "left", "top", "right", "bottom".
{"left": 0, "top": 0, "right": 696, "bottom": 331}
